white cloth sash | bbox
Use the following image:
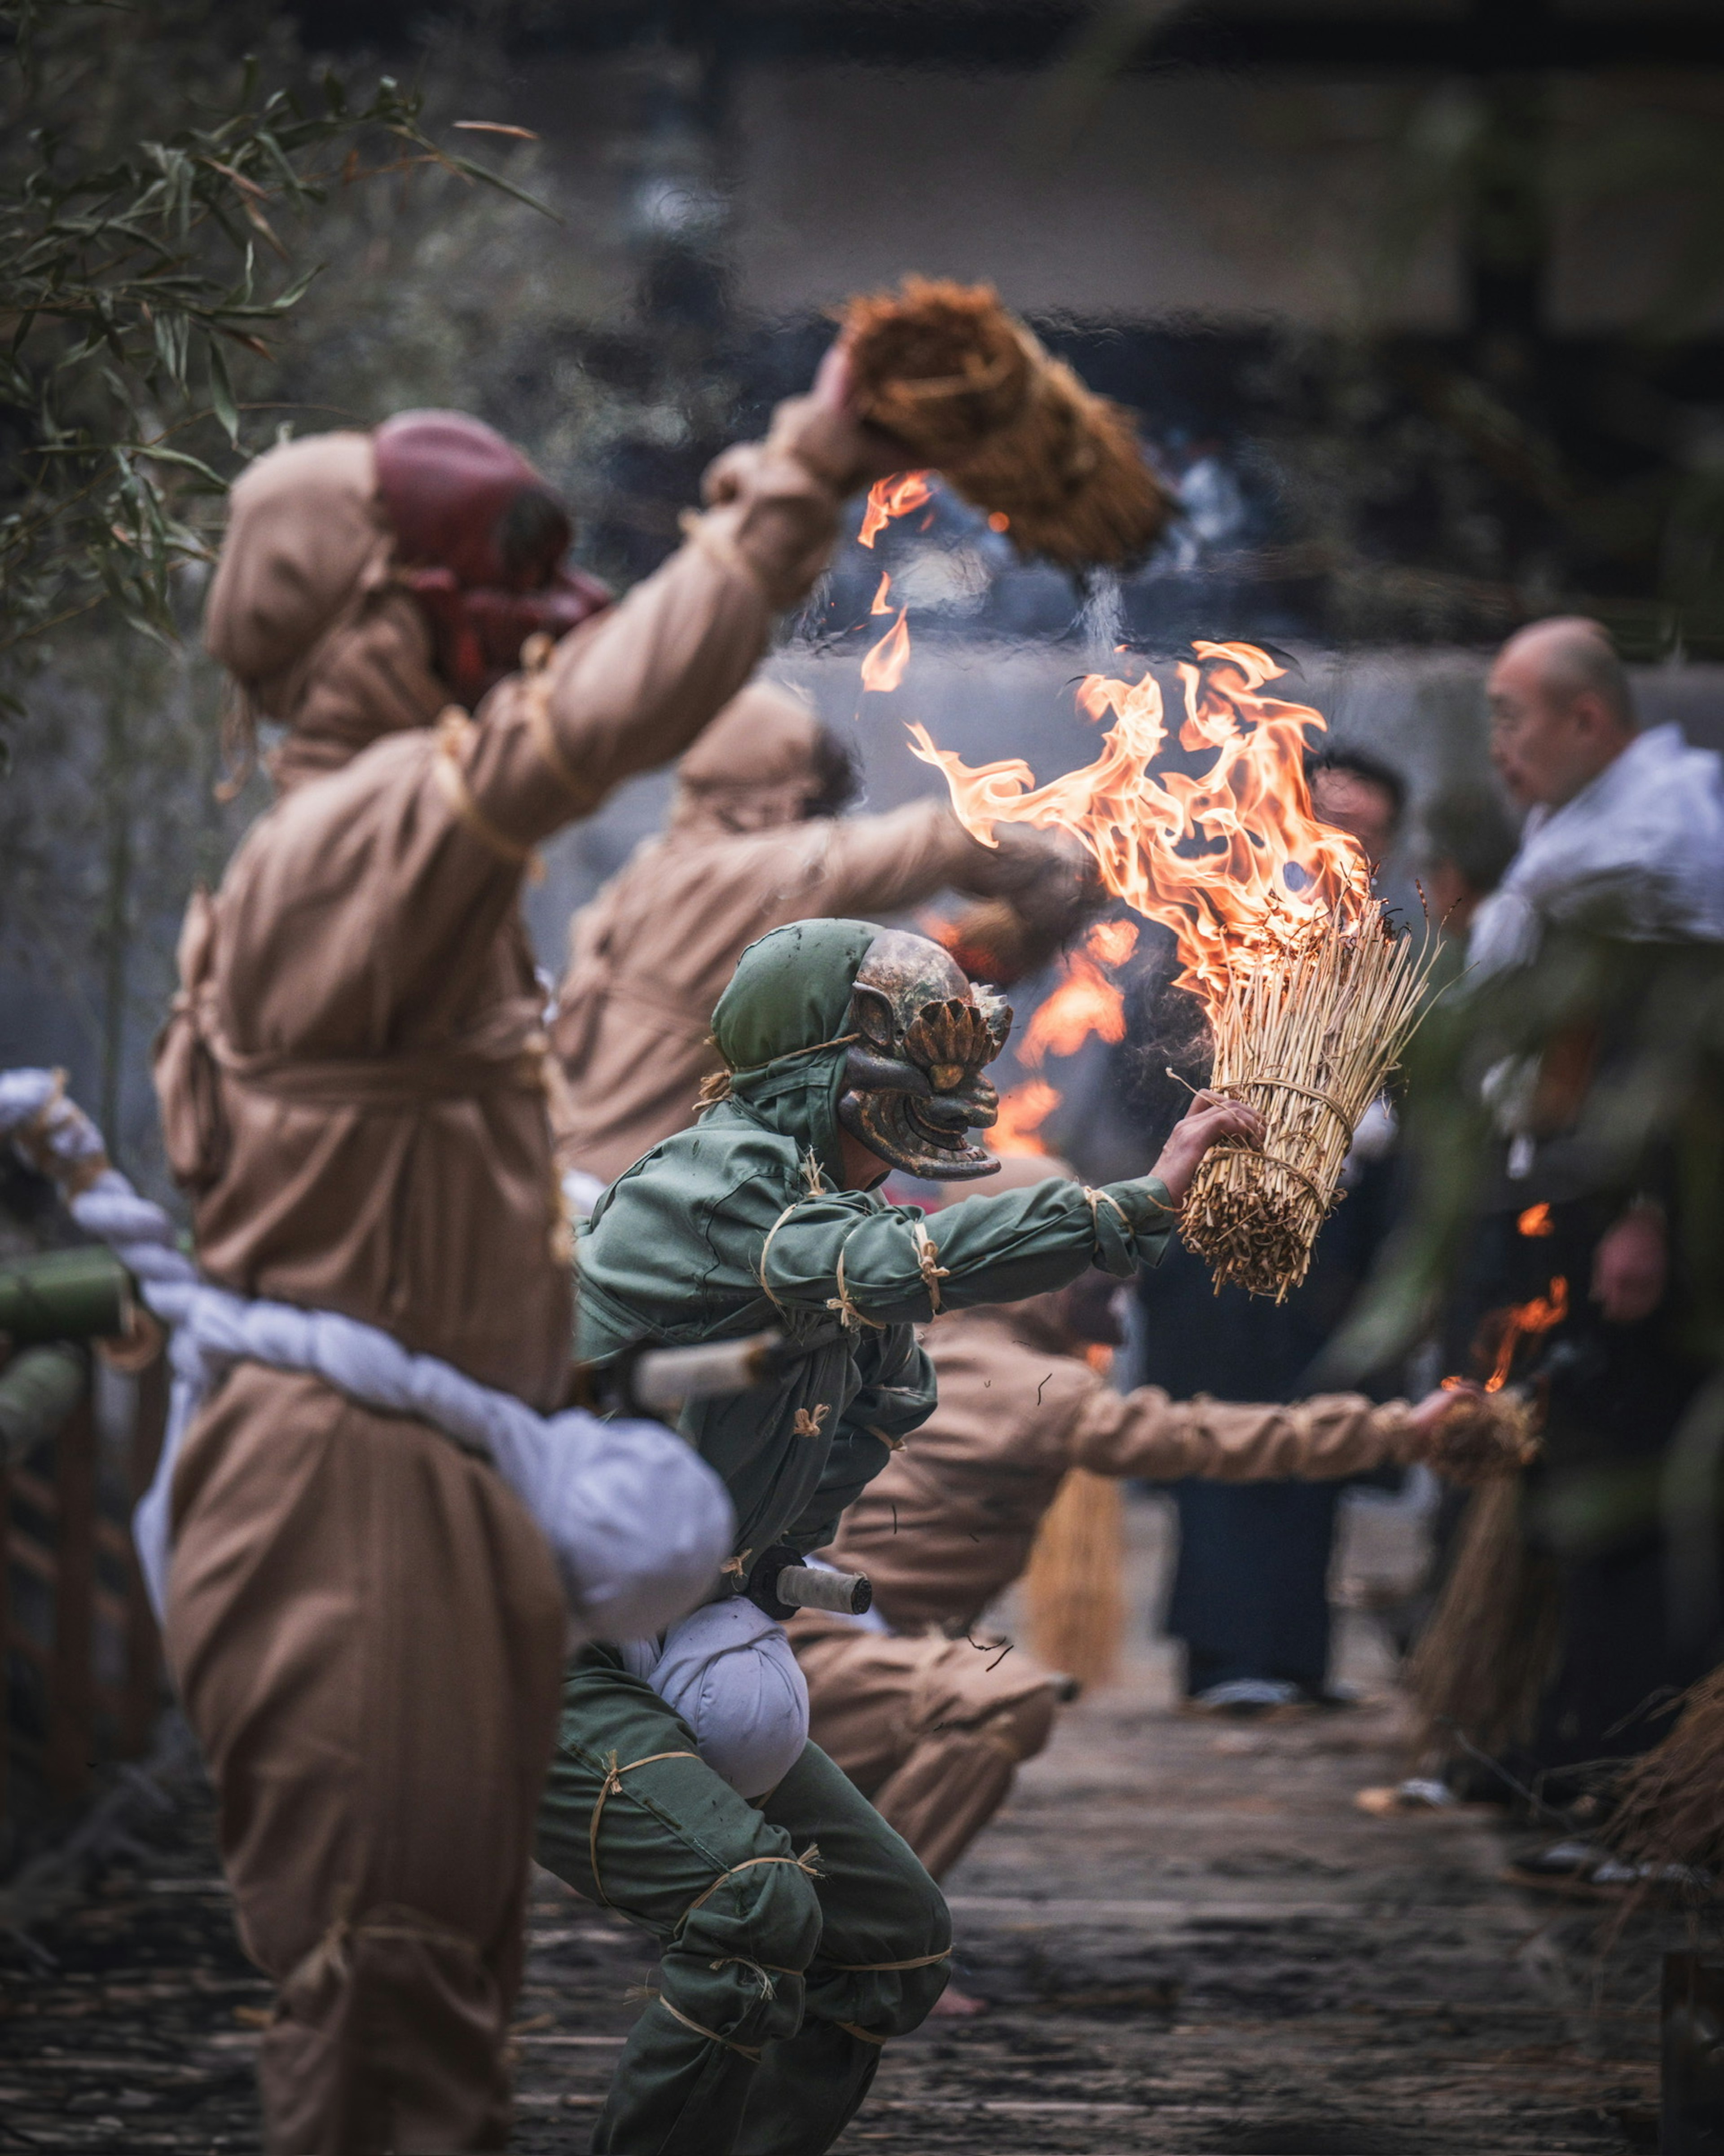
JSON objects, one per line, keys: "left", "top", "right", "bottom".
{"left": 0, "top": 1068, "right": 733, "bottom": 1643}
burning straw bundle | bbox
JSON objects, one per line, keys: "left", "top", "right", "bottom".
{"left": 1180, "top": 900, "right": 1433, "bottom": 1301}
{"left": 840, "top": 277, "right": 1172, "bottom": 569}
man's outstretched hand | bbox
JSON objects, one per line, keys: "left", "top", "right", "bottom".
{"left": 1148, "top": 1089, "right": 1264, "bottom": 1208}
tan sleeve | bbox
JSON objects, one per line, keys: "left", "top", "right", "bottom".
{"left": 1068, "top": 1384, "right": 1419, "bottom": 1482}
{"left": 789, "top": 799, "right": 990, "bottom": 917}
{"left": 447, "top": 395, "right": 855, "bottom": 849}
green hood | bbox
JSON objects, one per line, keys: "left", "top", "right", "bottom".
{"left": 710, "top": 917, "right": 881, "bottom": 1186}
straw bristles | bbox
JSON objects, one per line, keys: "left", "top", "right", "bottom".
{"left": 840, "top": 276, "right": 1172, "bottom": 570}
{"left": 1022, "top": 1467, "right": 1125, "bottom": 1693}
{"left": 1179, "top": 901, "right": 1434, "bottom": 1301}
{"left": 1606, "top": 1667, "right": 1724, "bottom": 1875}
{"left": 1403, "top": 1477, "right": 1562, "bottom": 1774}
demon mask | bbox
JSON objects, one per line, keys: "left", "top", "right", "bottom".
{"left": 838, "top": 930, "right": 1011, "bottom": 1180}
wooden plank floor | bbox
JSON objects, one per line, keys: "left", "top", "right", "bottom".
{"left": 0, "top": 1493, "right": 1661, "bottom": 2152}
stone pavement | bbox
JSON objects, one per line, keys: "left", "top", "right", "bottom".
{"left": 0, "top": 1492, "right": 1662, "bottom": 2152}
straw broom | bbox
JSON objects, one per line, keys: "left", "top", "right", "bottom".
{"left": 1023, "top": 1468, "right": 1126, "bottom": 1694}
{"left": 1605, "top": 1667, "right": 1724, "bottom": 1877}
{"left": 840, "top": 276, "right": 1172, "bottom": 570}
{"left": 1404, "top": 1469, "right": 1562, "bottom": 1777}
{"left": 1180, "top": 901, "right": 1434, "bottom": 1301}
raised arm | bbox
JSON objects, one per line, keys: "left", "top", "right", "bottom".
{"left": 452, "top": 352, "right": 893, "bottom": 848}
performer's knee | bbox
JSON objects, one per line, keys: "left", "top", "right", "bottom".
{"left": 663, "top": 1852, "right": 824, "bottom": 2051}
{"left": 977, "top": 1684, "right": 1056, "bottom": 1767}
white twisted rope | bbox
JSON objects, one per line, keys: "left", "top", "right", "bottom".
{"left": 0, "top": 1069, "right": 732, "bottom": 1638}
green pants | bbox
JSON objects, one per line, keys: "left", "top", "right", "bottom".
{"left": 536, "top": 1646, "right": 951, "bottom": 2156}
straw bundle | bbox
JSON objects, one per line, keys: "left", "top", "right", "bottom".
{"left": 1428, "top": 1389, "right": 1543, "bottom": 1484}
{"left": 1180, "top": 902, "right": 1432, "bottom": 1301}
{"left": 1404, "top": 1476, "right": 1562, "bottom": 1774}
{"left": 1606, "top": 1667, "right": 1724, "bottom": 1876}
{"left": 1022, "top": 1467, "right": 1125, "bottom": 1693}
{"left": 840, "top": 277, "right": 1172, "bottom": 569}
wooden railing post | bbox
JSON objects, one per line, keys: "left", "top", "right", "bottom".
{"left": 43, "top": 1392, "right": 96, "bottom": 1800}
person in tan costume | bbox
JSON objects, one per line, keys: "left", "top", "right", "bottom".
{"left": 551, "top": 683, "right": 1095, "bottom": 1186}
{"left": 793, "top": 1155, "right": 1467, "bottom": 1899}
{"left": 152, "top": 362, "right": 891, "bottom": 2154}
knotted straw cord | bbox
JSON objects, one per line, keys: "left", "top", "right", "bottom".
{"left": 702, "top": 1033, "right": 862, "bottom": 1110}
{"left": 827, "top": 1235, "right": 886, "bottom": 1333}
{"left": 828, "top": 1949, "right": 953, "bottom": 1972}
{"left": 651, "top": 1992, "right": 764, "bottom": 2062}
{"left": 709, "top": 1955, "right": 800, "bottom": 1999}
{"left": 1204, "top": 1142, "right": 1331, "bottom": 1214}
{"left": 587, "top": 1750, "right": 698, "bottom": 1908}
{"left": 680, "top": 1846, "right": 824, "bottom": 1927}
{"left": 1082, "top": 1185, "right": 1131, "bottom": 1251}
{"left": 525, "top": 674, "right": 597, "bottom": 809}
{"left": 1214, "top": 1076, "right": 1356, "bottom": 1145}
{"left": 910, "top": 1219, "right": 950, "bottom": 1314}
{"left": 432, "top": 708, "right": 544, "bottom": 878}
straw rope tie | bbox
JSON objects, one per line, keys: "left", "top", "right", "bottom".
{"left": 651, "top": 1993, "right": 765, "bottom": 2063}
{"left": 433, "top": 708, "right": 545, "bottom": 881}
{"left": 1214, "top": 1076, "right": 1357, "bottom": 1144}
{"left": 1082, "top": 1185, "right": 1131, "bottom": 1250}
{"left": 586, "top": 1750, "right": 698, "bottom": 1909}
{"left": 1205, "top": 1143, "right": 1333, "bottom": 1215}
{"left": 828, "top": 1948, "right": 953, "bottom": 1972}
{"left": 681, "top": 1846, "right": 824, "bottom": 1927}
{"left": 837, "top": 2022, "right": 892, "bottom": 2047}
{"left": 910, "top": 1220, "right": 950, "bottom": 1313}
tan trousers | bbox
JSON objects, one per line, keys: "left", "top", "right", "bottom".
{"left": 791, "top": 1616, "right": 1056, "bottom": 1879}
{"left": 164, "top": 1365, "right": 566, "bottom": 2155}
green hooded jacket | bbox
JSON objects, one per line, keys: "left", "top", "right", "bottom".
{"left": 577, "top": 919, "right": 1175, "bottom": 1565}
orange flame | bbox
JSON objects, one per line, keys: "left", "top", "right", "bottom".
{"left": 1485, "top": 1276, "right": 1569, "bottom": 1392}
{"left": 870, "top": 571, "right": 893, "bottom": 615}
{"left": 1517, "top": 1202, "right": 1554, "bottom": 1238}
{"left": 990, "top": 1080, "right": 1060, "bottom": 1155}
{"left": 861, "top": 608, "right": 911, "bottom": 694}
{"left": 859, "top": 472, "right": 933, "bottom": 548}
{"left": 909, "top": 642, "right": 1371, "bottom": 1018}
{"left": 1017, "top": 922, "right": 1141, "bottom": 1067}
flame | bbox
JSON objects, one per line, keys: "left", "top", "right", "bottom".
{"left": 908, "top": 642, "right": 1371, "bottom": 1018}
{"left": 858, "top": 472, "right": 933, "bottom": 548}
{"left": 861, "top": 608, "right": 911, "bottom": 694}
{"left": 870, "top": 571, "right": 893, "bottom": 615}
{"left": 1087, "top": 919, "right": 1140, "bottom": 969}
{"left": 1017, "top": 922, "right": 1141, "bottom": 1068}
{"left": 990, "top": 1080, "right": 1060, "bottom": 1155}
{"left": 1517, "top": 1202, "right": 1554, "bottom": 1238}
{"left": 1484, "top": 1276, "right": 1569, "bottom": 1392}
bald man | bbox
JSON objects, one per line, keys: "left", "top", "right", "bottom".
{"left": 1475, "top": 616, "right": 1724, "bottom": 975}
{"left": 1430, "top": 619, "right": 1724, "bottom": 1848}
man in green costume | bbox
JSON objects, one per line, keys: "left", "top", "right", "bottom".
{"left": 539, "top": 917, "right": 1259, "bottom": 2156}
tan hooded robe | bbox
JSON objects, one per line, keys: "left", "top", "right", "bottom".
{"left": 550, "top": 683, "right": 1086, "bottom": 1185}
{"left": 155, "top": 396, "right": 854, "bottom": 2154}
{"left": 794, "top": 1290, "right": 1424, "bottom": 1879}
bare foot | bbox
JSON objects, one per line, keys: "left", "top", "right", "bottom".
{"left": 930, "top": 1983, "right": 989, "bottom": 2019}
